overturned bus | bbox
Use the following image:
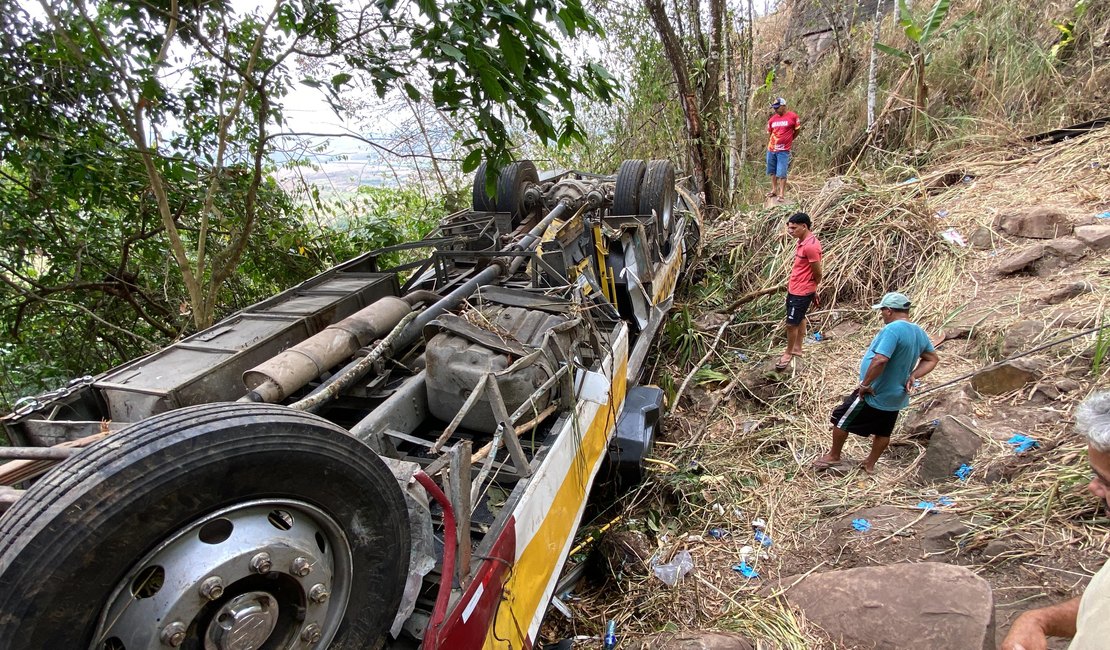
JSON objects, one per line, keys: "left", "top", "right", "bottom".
{"left": 0, "top": 159, "right": 700, "bottom": 649}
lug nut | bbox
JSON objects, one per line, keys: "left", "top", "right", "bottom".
{"left": 291, "top": 557, "right": 312, "bottom": 577}
{"left": 250, "top": 552, "right": 273, "bottom": 574}
{"left": 199, "top": 576, "right": 224, "bottom": 601}
{"left": 160, "top": 621, "right": 187, "bottom": 647}
{"left": 301, "top": 623, "right": 322, "bottom": 644}
{"left": 308, "top": 583, "right": 330, "bottom": 604}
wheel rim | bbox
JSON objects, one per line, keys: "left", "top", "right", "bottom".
{"left": 92, "top": 499, "right": 353, "bottom": 650}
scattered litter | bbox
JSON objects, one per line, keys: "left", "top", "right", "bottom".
{"left": 917, "top": 501, "right": 936, "bottom": 512}
{"left": 732, "top": 561, "right": 759, "bottom": 578}
{"left": 708, "top": 528, "right": 729, "bottom": 539}
{"left": 550, "top": 595, "right": 573, "bottom": 619}
{"left": 732, "top": 507, "right": 744, "bottom": 519}
{"left": 712, "top": 503, "right": 725, "bottom": 515}
{"left": 955, "top": 464, "right": 973, "bottom": 481}
{"left": 938, "top": 496, "right": 956, "bottom": 507}
{"left": 739, "top": 545, "right": 754, "bottom": 561}
{"left": 688, "top": 459, "right": 703, "bottom": 473}
{"left": 962, "top": 175, "right": 974, "bottom": 183}
{"left": 750, "top": 518, "right": 767, "bottom": 530}
{"left": 931, "top": 418, "right": 940, "bottom": 427}
{"left": 899, "top": 177, "right": 918, "bottom": 185}
{"left": 741, "top": 420, "right": 758, "bottom": 434}
{"left": 941, "top": 227, "right": 967, "bottom": 247}
{"left": 754, "top": 530, "right": 773, "bottom": 547}
{"left": 735, "top": 352, "right": 749, "bottom": 361}
{"left": 652, "top": 550, "right": 694, "bottom": 587}
{"left": 1096, "top": 211, "right": 1110, "bottom": 219}
{"left": 1093, "top": 162, "right": 1103, "bottom": 169}
{"left": 913, "top": 379, "right": 922, "bottom": 389}
{"left": 603, "top": 620, "right": 617, "bottom": 650}
{"left": 1007, "top": 433, "right": 1039, "bottom": 453}
{"left": 851, "top": 518, "right": 872, "bottom": 532}
{"left": 935, "top": 209, "right": 949, "bottom": 218}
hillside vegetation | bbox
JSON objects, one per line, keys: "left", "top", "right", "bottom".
{"left": 540, "top": 0, "right": 1110, "bottom": 647}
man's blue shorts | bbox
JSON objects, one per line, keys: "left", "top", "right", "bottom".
{"left": 766, "top": 150, "right": 791, "bottom": 178}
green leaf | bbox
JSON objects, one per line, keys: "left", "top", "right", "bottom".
{"left": 330, "top": 72, "right": 352, "bottom": 88}
{"left": 875, "top": 42, "right": 912, "bottom": 61}
{"left": 498, "top": 28, "right": 526, "bottom": 76}
{"left": 439, "top": 42, "right": 465, "bottom": 62}
{"left": 919, "top": 0, "right": 951, "bottom": 43}
{"left": 461, "top": 148, "right": 483, "bottom": 173}
{"left": 403, "top": 83, "right": 421, "bottom": 101}
{"left": 904, "top": 23, "right": 923, "bottom": 42}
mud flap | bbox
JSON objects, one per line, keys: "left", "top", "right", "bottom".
{"left": 605, "top": 385, "right": 664, "bottom": 486}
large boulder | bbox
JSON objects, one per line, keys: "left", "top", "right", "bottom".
{"left": 782, "top": 563, "right": 995, "bottom": 649}
{"left": 995, "top": 207, "right": 1072, "bottom": 239}
{"left": 970, "top": 359, "right": 1044, "bottom": 395}
{"left": 628, "top": 632, "right": 755, "bottom": 650}
{"left": 1074, "top": 224, "right": 1110, "bottom": 251}
{"left": 918, "top": 416, "right": 984, "bottom": 483}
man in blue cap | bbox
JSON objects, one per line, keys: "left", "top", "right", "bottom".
{"left": 813, "top": 292, "right": 940, "bottom": 473}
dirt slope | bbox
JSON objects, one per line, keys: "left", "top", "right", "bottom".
{"left": 541, "top": 128, "right": 1109, "bottom": 648}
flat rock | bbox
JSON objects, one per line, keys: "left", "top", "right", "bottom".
{"left": 835, "top": 506, "right": 969, "bottom": 555}
{"left": 1037, "top": 280, "right": 1093, "bottom": 305}
{"left": 919, "top": 416, "right": 984, "bottom": 483}
{"left": 995, "top": 207, "right": 1072, "bottom": 239}
{"left": 1044, "top": 237, "right": 1088, "bottom": 261}
{"left": 992, "top": 245, "right": 1045, "bottom": 275}
{"left": 694, "top": 312, "right": 730, "bottom": 331}
{"left": 826, "top": 320, "right": 863, "bottom": 339}
{"left": 970, "top": 358, "right": 1044, "bottom": 395}
{"left": 1075, "top": 224, "right": 1110, "bottom": 251}
{"left": 1051, "top": 308, "right": 1097, "bottom": 329}
{"left": 1000, "top": 320, "right": 1043, "bottom": 357}
{"left": 782, "top": 563, "right": 994, "bottom": 650}
{"left": 1056, "top": 377, "right": 1082, "bottom": 392}
{"left": 628, "top": 632, "right": 755, "bottom": 650}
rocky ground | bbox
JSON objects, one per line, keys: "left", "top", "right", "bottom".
{"left": 541, "top": 130, "right": 1109, "bottom": 649}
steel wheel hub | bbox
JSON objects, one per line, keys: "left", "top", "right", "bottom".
{"left": 93, "top": 500, "right": 352, "bottom": 650}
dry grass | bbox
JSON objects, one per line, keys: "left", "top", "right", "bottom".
{"left": 540, "top": 130, "right": 1110, "bottom": 648}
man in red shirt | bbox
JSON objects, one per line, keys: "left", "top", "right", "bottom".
{"left": 778, "top": 212, "right": 822, "bottom": 369}
{"left": 766, "top": 97, "right": 801, "bottom": 202}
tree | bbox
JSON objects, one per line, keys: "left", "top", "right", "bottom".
{"left": 875, "top": 0, "right": 952, "bottom": 143}
{"left": 0, "top": 0, "right": 615, "bottom": 404}
{"left": 643, "top": 0, "right": 729, "bottom": 216}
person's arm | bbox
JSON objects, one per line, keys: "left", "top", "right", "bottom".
{"left": 858, "top": 354, "right": 888, "bottom": 396}
{"left": 905, "top": 350, "right": 939, "bottom": 392}
{"left": 809, "top": 260, "right": 822, "bottom": 287}
{"left": 1000, "top": 597, "right": 1080, "bottom": 650}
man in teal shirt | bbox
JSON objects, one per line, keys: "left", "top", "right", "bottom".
{"left": 814, "top": 292, "right": 940, "bottom": 473}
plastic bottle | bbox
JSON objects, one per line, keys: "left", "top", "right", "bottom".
{"left": 603, "top": 620, "right": 617, "bottom": 649}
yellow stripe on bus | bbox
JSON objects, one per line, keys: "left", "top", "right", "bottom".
{"left": 484, "top": 361, "right": 628, "bottom": 648}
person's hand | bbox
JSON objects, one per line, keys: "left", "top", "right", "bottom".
{"left": 1000, "top": 612, "right": 1049, "bottom": 650}
{"left": 905, "top": 377, "right": 916, "bottom": 394}
{"left": 857, "top": 383, "right": 875, "bottom": 397}
{"left": 813, "top": 292, "right": 822, "bottom": 309}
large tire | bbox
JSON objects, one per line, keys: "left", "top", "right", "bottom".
{"left": 639, "top": 160, "right": 676, "bottom": 241}
{"left": 0, "top": 403, "right": 410, "bottom": 650}
{"left": 612, "top": 159, "right": 647, "bottom": 215}
{"left": 472, "top": 161, "right": 496, "bottom": 212}
{"left": 496, "top": 160, "right": 539, "bottom": 225}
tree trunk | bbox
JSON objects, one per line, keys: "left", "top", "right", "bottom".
{"left": 867, "top": 0, "right": 883, "bottom": 129}
{"left": 643, "top": 0, "right": 728, "bottom": 216}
